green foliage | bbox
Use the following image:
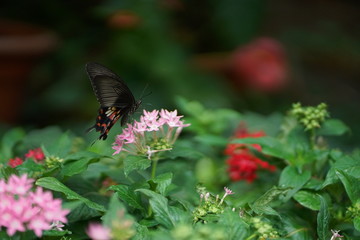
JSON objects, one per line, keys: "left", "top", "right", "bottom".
{"left": 0, "top": 101, "right": 359, "bottom": 239}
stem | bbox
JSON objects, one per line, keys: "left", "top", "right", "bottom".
{"left": 310, "top": 128, "right": 316, "bottom": 150}
{"left": 147, "top": 159, "right": 159, "bottom": 218}
{"left": 151, "top": 159, "right": 158, "bottom": 179}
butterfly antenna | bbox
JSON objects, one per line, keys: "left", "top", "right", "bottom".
{"left": 139, "top": 83, "right": 152, "bottom": 100}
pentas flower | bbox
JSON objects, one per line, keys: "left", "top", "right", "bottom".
{"left": 8, "top": 157, "right": 23, "bottom": 168}
{"left": 225, "top": 125, "right": 276, "bottom": 183}
{"left": 25, "top": 148, "right": 45, "bottom": 163}
{"left": 0, "top": 174, "right": 69, "bottom": 237}
{"left": 112, "top": 109, "right": 190, "bottom": 159}
{"left": 87, "top": 223, "right": 112, "bottom": 240}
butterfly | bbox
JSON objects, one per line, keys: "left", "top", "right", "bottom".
{"left": 86, "top": 62, "right": 141, "bottom": 140}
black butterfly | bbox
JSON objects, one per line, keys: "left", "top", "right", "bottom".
{"left": 86, "top": 62, "right": 141, "bottom": 140}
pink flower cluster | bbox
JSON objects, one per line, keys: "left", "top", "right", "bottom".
{"left": 0, "top": 174, "right": 69, "bottom": 237}
{"left": 87, "top": 223, "right": 112, "bottom": 240}
{"left": 112, "top": 109, "right": 190, "bottom": 158}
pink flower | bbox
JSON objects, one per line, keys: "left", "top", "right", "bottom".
{"left": 219, "top": 187, "right": 235, "bottom": 205}
{"left": 28, "top": 217, "right": 51, "bottom": 237}
{"left": 143, "top": 109, "right": 159, "bottom": 122}
{"left": 224, "top": 187, "right": 234, "bottom": 196}
{"left": 112, "top": 109, "right": 190, "bottom": 158}
{"left": 87, "top": 223, "right": 112, "bottom": 240}
{"left": 7, "top": 174, "right": 34, "bottom": 195}
{"left": 8, "top": 157, "right": 23, "bottom": 168}
{"left": 25, "top": 148, "right": 45, "bottom": 163}
{"left": 0, "top": 174, "right": 69, "bottom": 237}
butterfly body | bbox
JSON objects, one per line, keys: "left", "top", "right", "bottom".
{"left": 86, "top": 62, "right": 141, "bottom": 140}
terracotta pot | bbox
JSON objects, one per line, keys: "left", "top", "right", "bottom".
{"left": 0, "top": 19, "right": 58, "bottom": 124}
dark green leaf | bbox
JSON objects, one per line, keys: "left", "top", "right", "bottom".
{"left": 218, "top": 209, "right": 249, "bottom": 240}
{"left": 17, "top": 159, "right": 45, "bottom": 174}
{"left": 137, "top": 189, "right": 176, "bottom": 229}
{"left": 61, "top": 158, "right": 92, "bottom": 177}
{"left": 61, "top": 151, "right": 102, "bottom": 177}
{"left": 123, "top": 155, "right": 151, "bottom": 176}
{"left": 336, "top": 170, "right": 360, "bottom": 204}
{"left": 64, "top": 201, "right": 101, "bottom": 222}
{"left": 323, "top": 151, "right": 360, "bottom": 188}
{"left": 279, "top": 166, "right": 311, "bottom": 201}
{"left": 317, "top": 196, "right": 330, "bottom": 240}
{"left": 133, "top": 223, "right": 150, "bottom": 240}
{"left": 0, "top": 167, "right": 17, "bottom": 179}
{"left": 318, "top": 119, "right": 350, "bottom": 136}
{"left": 36, "top": 177, "right": 106, "bottom": 212}
{"left": 152, "top": 172, "right": 173, "bottom": 195}
{"left": 293, "top": 190, "right": 321, "bottom": 211}
{"left": 251, "top": 186, "right": 288, "bottom": 217}
{"left": 109, "top": 185, "right": 145, "bottom": 211}
{"left": 43, "top": 229, "right": 72, "bottom": 236}
{"left": 281, "top": 214, "right": 313, "bottom": 240}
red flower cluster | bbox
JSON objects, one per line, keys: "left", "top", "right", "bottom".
{"left": 225, "top": 126, "right": 276, "bottom": 183}
{"left": 231, "top": 37, "right": 287, "bottom": 93}
{"left": 7, "top": 148, "right": 45, "bottom": 168}
{"left": 25, "top": 148, "right": 45, "bottom": 163}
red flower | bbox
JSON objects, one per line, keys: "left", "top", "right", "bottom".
{"left": 25, "top": 148, "right": 45, "bottom": 163}
{"left": 225, "top": 125, "right": 276, "bottom": 183}
{"left": 8, "top": 157, "right": 23, "bottom": 168}
{"left": 231, "top": 37, "right": 287, "bottom": 92}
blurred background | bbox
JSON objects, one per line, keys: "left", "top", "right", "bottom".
{"left": 0, "top": 0, "right": 359, "bottom": 147}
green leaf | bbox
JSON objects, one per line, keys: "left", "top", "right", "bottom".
{"left": 293, "top": 190, "right": 321, "bottom": 211}
{"left": 336, "top": 170, "right": 360, "bottom": 204}
{"left": 109, "top": 185, "right": 145, "bottom": 211}
{"left": 317, "top": 196, "right": 330, "bottom": 240}
{"left": 102, "top": 194, "right": 131, "bottom": 227}
{"left": 218, "top": 209, "right": 249, "bottom": 240}
{"left": 44, "top": 132, "right": 73, "bottom": 158}
{"left": 133, "top": 223, "right": 150, "bottom": 240}
{"left": 354, "top": 216, "right": 360, "bottom": 232}
{"left": 61, "top": 158, "right": 93, "bottom": 177}
{"left": 318, "top": 119, "right": 350, "bottom": 136}
{"left": 17, "top": 159, "right": 45, "bottom": 175}
{"left": 0, "top": 127, "right": 25, "bottom": 160}
{"left": 61, "top": 152, "right": 101, "bottom": 177}
{"left": 152, "top": 172, "right": 173, "bottom": 196}
{"left": 281, "top": 214, "right": 313, "bottom": 240}
{"left": 279, "top": 166, "right": 311, "bottom": 201}
{"left": 0, "top": 167, "right": 17, "bottom": 179}
{"left": 250, "top": 186, "right": 288, "bottom": 217}
{"left": 232, "top": 136, "right": 292, "bottom": 160}
{"left": 36, "top": 177, "right": 106, "bottom": 212}
{"left": 123, "top": 155, "right": 151, "bottom": 176}
{"left": 137, "top": 189, "right": 177, "bottom": 229}
{"left": 43, "top": 229, "right": 72, "bottom": 237}
{"left": 19, "top": 128, "right": 73, "bottom": 159}
{"left": 323, "top": 152, "right": 360, "bottom": 188}
{"left": 64, "top": 201, "right": 101, "bottom": 222}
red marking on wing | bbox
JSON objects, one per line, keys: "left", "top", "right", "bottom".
{"left": 88, "top": 107, "right": 121, "bottom": 140}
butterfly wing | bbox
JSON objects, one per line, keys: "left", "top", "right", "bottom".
{"left": 86, "top": 62, "right": 137, "bottom": 140}
{"left": 86, "top": 62, "right": 136, "bottom": 108}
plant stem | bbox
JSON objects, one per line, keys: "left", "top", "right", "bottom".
{"left": 310, "top": 129, "right": 316, "bottom": 149}
{"left": 147, "top": 159, "right": 159, "bottom": 218}
{"left": 151, "top": 159, "right": 158, "bottom": 179}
